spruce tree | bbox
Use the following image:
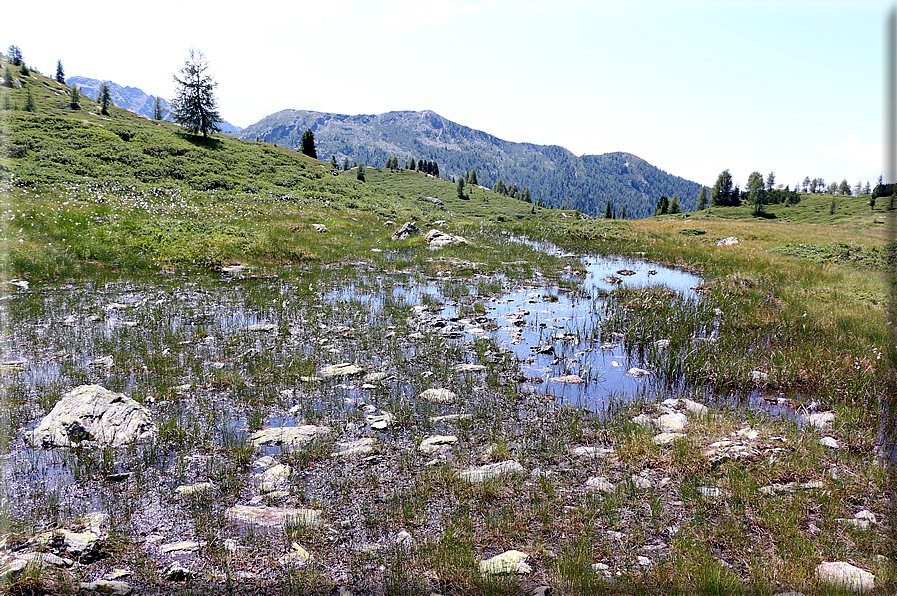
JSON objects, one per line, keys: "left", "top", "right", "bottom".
{"left": 711, "top": 170, "right": 733, "bottom": 206}
{"left": 69, "top": 85, "right": 81, "bottom": 110}
{"left": 408, "top": 159, "right": 415, "bottom": 170}
{"left": 98, "top": 83, "right": 112, "bottom": 116}
{"left": 330, "top": 155, "right": 338, "bottom": 170}
{"left": 457, "top": 177, "right": 466, "bottom": 199}
{"left": 669, "top": 194, "right": 680, "bottom": 214}
{"left": 301, "top": 129, "right": 317, "bottom": 158}
{"left": 357, "top": 162, "right": 366, "bottom": 181}
{"left": 56, "top": 60, "right": 65, "bottom": 84}
{"left": 3, "top": 66, "right": 12, "bottom": 88}
{"left": 152, "top": 96, "right": 166, "bottom": 120}
{"left": 7, "top": 45, "right": 22, "bottom": 66}
{"left": 493, "top": 178, "right": 507, "bottom": 195}
{"left": 343, "top": 157, "right": 350, "bottom": 171}
{"left": 696, "top": 186, "right": 708, "bottom": 210}
{"left": 170, "top": 49, "right": 222, "bottom": 138}
{"left": 469, "top": 169, "right": 478, "bottom": 185}
{"left": 522, "top": 187, "right": 532, "bottom": 203}
{"left": 605, "top": 200, "right": 612, "bottom": 218}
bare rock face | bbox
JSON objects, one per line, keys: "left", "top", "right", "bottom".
{"left": 25, "top": 385, "right": 156, "bottom": 448}
{"left": 391, "top": 222, "right": 422, "bottom": 241}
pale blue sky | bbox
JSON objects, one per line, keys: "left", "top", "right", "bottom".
{"left": 14, "top": 0, "right": 889, "bottom": 189}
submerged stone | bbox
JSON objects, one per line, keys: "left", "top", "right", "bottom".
{"left": 419, "top": 388, "right": 457, "bottom": 403}
{"left": 550, "top": 374, "right": 585, "bottom": 384}
{"left": 319, "top": 363, "right": 362, "bottom": 378}
{"left": 331, "top": 438, "right": 375, "bottom": 457}
{"left": 249, "top": 425, "right": 330, "bottom": 448}
{"left": 25, "top": 385, "right": 157, "bottom": 448}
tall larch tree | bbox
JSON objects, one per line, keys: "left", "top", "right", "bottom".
{"left": 98, "top": 83, "right": 112, "bottom": 116}
{"left": 170, "top": 49, "right": 222, "bottom": 138}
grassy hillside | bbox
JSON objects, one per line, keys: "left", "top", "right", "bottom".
{"left": 0, "top": 59, "right": 569, "bottom": 279}
{"left": 236, "top": 109, "right": 702, "bottom": 218}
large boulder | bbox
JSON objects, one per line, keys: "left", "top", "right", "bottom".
{"left": 391, "top": 222, "right": 422, "bottom": 241}
{"left": 25, "top": 385, "right": 156, "bottom": 448}
{"left": 425, "top": 229, "right": 468, "bottom": 248}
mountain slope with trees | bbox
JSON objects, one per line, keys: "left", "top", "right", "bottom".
{"left": 236, "top": 109, "right": 701, "bottom": 218}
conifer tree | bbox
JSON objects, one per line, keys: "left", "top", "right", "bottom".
{"left": 605, "top": 200, "right": 612, "bottom": 218}
{"left": 56, "top": 60, "right": 65, "bottom": 84}
{"left": 711, "top": 170, "right": 732, "bottom": 206}
{"left": 457, "top": 177, "right": 466, "bottom": 199}
{"left": 152, "top": 96, "right": 166, "bottom": 120}
{"left": 408, "top": 159, "right": 415, "bottom": 170}
{"left": 522, "top": 187, "right": 532, "bottom": 203}
{"left": 669, "top": 194, "right": 680, "bottom": 214}
{"left": 838, "top": 179, "right": 851, "bottom": 196}
{"left": 301, "top": 129, "right": 317, "bottom": 158}
{"left": 469, "top": 169, "right": 478, "bottom": 186}
{"left": 170, "top": 49, "right": 222, "bottom": 138}
{"left": 23, "top": 87, "right": 35, "bottom": 112}
{"left": 343, "top": 157, "right": 350, "bottom": 171}
{"left": 330, "top": 155, "right": 339, "bottom": 170}
{"left": 2, "top": 66, "right": 12, "bottom": 88}
{"left": 493, "top": 178, "right": 507, "bottom": 195}
{"left": 357, "top": 162, "right": 366, "bottom": 181}
{"left": 7, "top": 45, "right": 22, "bottom": 66}
{"left": 98, "top": 83, "right": 112, "bottom": 116}
{"left": 621, "top": 206, "right": 627, "bottom": 219}
{"left": 69, "top": 85, "right": 81, "bottom": 110}
{"left": 766, "top": 171, "right": 776, "bottom": 191}
{"left": 696, "top": 186, "right": 708, "bottom": 210}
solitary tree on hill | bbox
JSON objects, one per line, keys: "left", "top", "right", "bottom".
{"left": 330, "top": 155, "right": 339, "bottom": 170}
{"left": 98, "top": 83, "right": 112, "bottom": 116}
{"left": 7, "top": 45, "right": 22, "bottom": 66}
{"left": 55, "top": 60, "right": 64, "bottom": 84}
{"left": 457, "top": 177, "right": 466, "bottom": 199}
{"left": 170, "top": 49, "right": 222, "bottom": 138}
{"left": 69, "top": 85, "right": 81, "bottom": 110}
{"left": 152, "top": 96, "right": 166, "bottom": 120}
{"left": 301, "top": 129, "right": 317, "bottom": 158}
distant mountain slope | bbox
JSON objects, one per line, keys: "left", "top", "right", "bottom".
{"left": 236, "top": 109, "right": 701, "bottom": 218}
{"left": 67, "top": 76, "right": 242, "bottom": 134}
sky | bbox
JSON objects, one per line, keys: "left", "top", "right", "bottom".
{"left": 11, "top": 0, "right": 891, "bottom": 189}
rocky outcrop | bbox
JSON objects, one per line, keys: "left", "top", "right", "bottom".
{"left": 425, "top": 229, "right": 468, "bottom": 248}
{"left": 25, "top": 385, "right": 156, "bottom": 448}
{"left": 391, "top": 222, "right": 421, "bottom": 241}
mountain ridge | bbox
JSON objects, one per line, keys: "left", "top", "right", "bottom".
{"left": 236, "top": 109, "right": 702, "bottom": 218}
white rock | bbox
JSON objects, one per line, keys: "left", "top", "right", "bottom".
{"left": 25, "top": 385, "right": 157, "bottom": 448}
{"left": 819, "top": 436, "right": 840, "bottom": 449}
{"left": 249, "top": 425, "right": 330, "bottom": 448}
{"left": 331, "top": 438, "right": 375, "bottom": 457}
{"left": 855, "top": 510, "right": 877, "bottom": 523}
{"left": 570, "top": 446, "right": 615, "bottom": 459}
{"left": 682, "top": 398, "right": 709, "bottom": 416}
{"left": 79, "top": 581, "right": 132, "bottom": 595}
{"left": 631, "top": 474, "right": 652, "bottom": 490}
{"left": 654, "top": 413, "right": 687, "bottom": 433}
{"left": 652, "top": 432, "right": 686, "bottom": 445}
{"left": 698, "top": 487, "right": 721, "bottom": 497}
{"left": 420, "top": 388, "right": 457, "bottom": 403}
{"left": 815, "top": 561, "right": 875, "bottom": 593}
{"left": 279, "top": 543, "right": 311, "bottom": 566}
{"left": 459, "top": 460, "right": 524, "bottom": 482}
{"left": 807, "top": 411, "right": 836, "bottom": 430}
{"left": 246, "top": 323, "right": 277, "bottom": 332}
{"left": 419, "top": 435, "right": 458, "bottom": 454}
{"left": 395, "top": 531, "right": 413, "bottom": 547}
{"left": 627, "top": 367, "right": 652, "bottom": 378}
{"left": 716, "top": 236, "right": 739, "bottom": 246}
{"left": 637, "top": 556, "right": 652, "bottom": 567}
{"left": 479, "top": 550, "right": 531, "bottom": 575}
{"left": 585, "top": 476, "right": 615, "bottom": 493}
{"left": 751, "top": 370, "right": 768, "bottom": 384}
{"left": 631, "top": 414, "right": 652, "bottom": 426}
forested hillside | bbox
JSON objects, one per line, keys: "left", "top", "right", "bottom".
{"left": 237, "top": 109, "right": 702, "bottom": 218}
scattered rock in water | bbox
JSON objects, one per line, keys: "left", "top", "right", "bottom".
{"left": 176, "top": 482, "right": 214, "bottom": 496}
{"left": 419, "top": 435, "right": 458, "bottom": 454}
{"left": 602, "top": 276, "right": 622, "bottom": 284}
{"left": 366, "top": 412, "right": 394, "bottom": 430}
{"left": 429, "top": 413, "right": 470, "bottom": 424}
{"left": 363, "top": 371, "right": 388, "bottom": 384}
{"left": 249, "top": 425, "right": 331, "bottom": 449}
{"left": 585, "top": 476, "right": 615, "bottom": 493}
{"left": 226, "top": 505, "right": 322, "bottom": 527}
{"left": 550, "top": 374, "right": 585, "bottom": 384}
{"left": 454, "top": 363, "right": 486, "bottom": 373}
{"left": 479, "top": 550, "right": 532, "bottom": 575}
{"left": 79, "top": 580, "right": 133, "bottom": 595}
{"left": 627, "top": 367, "right": 652, "bottom": 378}
{"left": 653, "top": 432, "right": 686, "bottom": 445}
{"left": 391, "top": 222, "right": 422, "bottom": 241}
{"left": 246, "top": 323, "right": 278, "bottom": 332}
{"left": 617, "top": 269, "right": 636, "bottom": 276}
{"left": 570, "top": 446, "right": 615, "bottom": 459}
{"left": 459, "top": 460, "right": 524, "bottom": 482}
{"left": 654, "top": 339, "right": 670, "bottom": 350}
{"left": 654, "top": 413, "right": 687, "bottom": 433}
{"left": 256, "top": 463, "right": 292, "bottom": 492}
{"left": 279, "top": 543, "right": 311, "bottom": 566}
{"left": 319, "top": 362, "right": 362, "bottom": 378}
{"left": 814, "top": 561, "right": 875, "bottom": 593}
{"left": 25, "top": 384, "right": 157, "bottom": 448}
{"left": 716, "top": 237, "right": 740, "bottom": 246}
{"left": 331, "top": 438, "right": 375, "bottom": 457}
{"left": 420, "top": 388, "right": 457, "bottom": 403}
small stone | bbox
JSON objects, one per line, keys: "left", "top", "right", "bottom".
{"left": 570, "top": 446, "right": 615, "bottom": 459}
{"left": 836, "top": 518, "right": 871, "bottom": 530}
{"left": 855, "top": 510, "right": 877, "bottom": 523}
{"left": 751, "top": 370, "right": 768, "bottom": 384}
{"left": 716, "top": 236, "right": 739, "bottom": 246}
{"left": 627, "top": 367, "right": 652, "bottom": 378}
{"left": 453, "top": 363, "right": 486, "bottom": 373}
{"left": 249, "top": 425, "right": 330, "bottom": 448}
{"left": 592, "top": 562, "right": 610, "bottom": 572}
{"left": 226, "top": 506, "right": 322, "bottom": 527}
{"left": 631, "top": 414, "right": 652, "bottom": 426}
{"left": 698, "top": 487, "right": 720, "bottom": 497}
{"left": 279, "top": 543, "right": 311, "bottom": 566}
{"left": 176, "top": 482, "right": 214, "bottom": 496}
{"left": 682, "top": 399, "right": 709, "bottom": 416}
{"left": 459, "top": 460, "right": 524, "bottom": 482}
{"left": 160, "top": 540, "right": 202, "bottom": 554}
{"left": 550, "top": 374, "right": 585, "bottom": 384}
{"left": 79, "top": 581, "right": 133, "bottom": 595}
{"left": 819, "top": 436, "right": 840, "bottom": 449}
{"left": 637, "top": 556, "right": 652, "bottom": 567}
{"left": 631, "top": 474, "right": 652, "bottom": 489}
{"left": 332, "top": 438, "right": 375, "bottom": 457}
{"left": 807, "top": 411, "right": 836, "bottom": 430}
{"left": 391, "top": 222, "right": 422, "bottom": 241}
{"left": 419, "top": 435, "right": 458, "bottom": 454}
{"left": 312, "top": 224, "right": 328, "bottom": 233}
{"left": 162, "top": 562, "right": 192, "bottom": 582}
{"left": 319, "top": 363, "right": 362, "bottom": 378}
{"left": 479, "top": 550, "right": 531, "bottom": 575}
{"left": 395, "top": 531, "right": 413, "bottom": 547}
{"left": 363, "top": 372, "right": 388, "bottom": 383}
{"left": 653, "top": 432, "right": 686, "bottom": 445}
{"left": 814, "top": 561, "right": 875, "bottom": 593}
{"left": 420, "top": 388, "right": 457, "bottom": 403}
{"left": 585, "top": 476, "right": 615, "bottom": 493}
{"left": 654, "top": 339, "right": 670, "bottom": 350}
{"left": 246, "top": 323, "right": 277, "bottom": 332}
